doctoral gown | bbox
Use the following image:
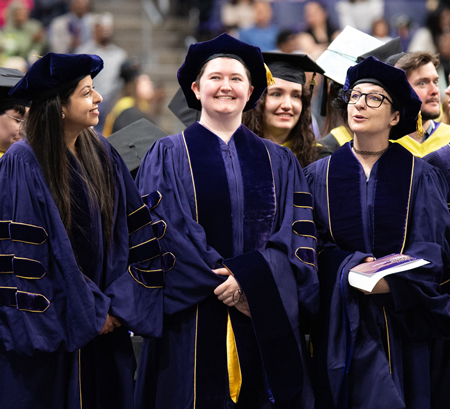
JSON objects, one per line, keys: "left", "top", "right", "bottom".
{"left": 423, "top": 143, "right": 450, "bottom": 409}
{"left": 134, "top": 122, "right": 320, "bottom": 409}
{"left": 0, "top": 135, "right": 167, "bottom": 409}
{"left": 305, "top": 142, "right": 450, "bottom": 409}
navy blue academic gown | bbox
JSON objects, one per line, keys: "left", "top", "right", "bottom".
{"left": 423, "top": 144, "right": 450, "bottom": 409}
{"left": 0, "top": 136, "right": 166, "bottom": 409}
{"left": 305, "top": 142, "right": 450, "bottom": 409}
{"left": 134, "top": 122, "right": 319, "bottom": 409}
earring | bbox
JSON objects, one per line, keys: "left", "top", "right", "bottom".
{"left": 62, "top": 113, "right": 65, "bottom": 119}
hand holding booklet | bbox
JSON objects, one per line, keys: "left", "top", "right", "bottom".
{"left": 348, "top": 254, "right": 429, "bottom": 292}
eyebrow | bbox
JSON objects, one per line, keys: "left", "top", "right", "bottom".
{"left": 208, "top": 71, "right": 245, "bottom": 77}
{"left": 353, "top": 86, "right": 386, "bottom": 94}
{"left": 79, "top": 85, "right": 92, "bottom": 93}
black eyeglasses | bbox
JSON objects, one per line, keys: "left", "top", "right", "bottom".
{"left": 343, "top": 89, "right": 394, "bottom": 108}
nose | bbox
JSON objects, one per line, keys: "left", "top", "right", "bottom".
{"left": 93, "top": 89, "right": 103, "bottom": 103}
{"left": 280, "top": 95, "right": 293, "bottom": 109}
{"left": 220, "top": 77, "right": 232, "bottom": 91}
{"left": 446, "top": 84, "right": 450, "bottom": 98}
{"left": 431, "top": 82, "right": 439, "bottom": 95}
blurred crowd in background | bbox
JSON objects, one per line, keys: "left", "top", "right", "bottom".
{"left": 2, "top": 0, "right": 450, "bottom": 136}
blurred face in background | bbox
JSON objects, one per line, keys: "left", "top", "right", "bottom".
{"left": 304, "top": 2, "right": 327, "bottom": 27}
{"left": 254, "top": 2, "right": 272, "bottom": 27}
{"left": 0, "top": 108, "right": 26, "bottom": 152}
{"left": 13, "top": 5, "right": 29, "bottom": 27}
{"left": 136, "top": 74, "right": 155, "bottom": 101}
{"left": 71, "top": 0, "right": 90, "bottom": 17}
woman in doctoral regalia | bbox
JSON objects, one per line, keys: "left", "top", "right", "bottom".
{"left": 0, "top": 53, "right": 167, "bottom": 409}
{"left": 134, "top": 33, "right": 320, "bottom": 409}
{"left": 305, "top": 56, "right": 450, "bottom": 409}
{"left": 243, "top": 52, "right": 330, "bottom": 167}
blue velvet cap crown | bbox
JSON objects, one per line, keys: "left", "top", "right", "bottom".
{"left": 343, "top": 56, "right": 422, "bottom": 139}
{"left": 177, "top": 33, "right": 267, "bottom": 112}
{"left": 9, "top": 53, "right": 104, "bottom": 102}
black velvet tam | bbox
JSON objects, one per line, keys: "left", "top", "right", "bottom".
{"left": 9, "top": 53, "right": 103, "bottom": 102}
{"left": 343, "top": 56, "right": 422, "bottom": 139}
{"left": 0, "top": 68, "right": 30, "bottom": 109}
{"left": 357, "top": 37, "right": 402, "bottom": 63}
{"left": 177, "top": 33, "right": 267, "bottom": 112}
{"left": 263, "top": 52, "right": 324, "bottom": 85}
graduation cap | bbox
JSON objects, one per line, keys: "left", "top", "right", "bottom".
{"left": 319, "top": 34, "right": 402, "bottom": 116}
{"left": 107, "top": 118, "right": 167, "bottom": 178}
{"left": 0, "top": 67, "right": 30, "bottom": 110}
{"left": 316, "top": 26, "right": 384, "bottom": 86}
{"left": 357, "top": 37, "right": 402, "bottom": 63}
{"left": 177, "top": 32, "right": 269, "bottom": 112}
{"left": 262, "top": 52, "right": 324, "bottom": 92}
{"left": 343, "top": 56, "right": 422, "bottom": 139}
{"left": 168, "top": 87, "right": 201, "bottom": 128}
{"left": 9, "top": 53, "right": 103, "bottom": 102}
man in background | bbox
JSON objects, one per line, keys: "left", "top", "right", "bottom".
{"left": 393, "top": 51, "right": 450, "bottom": 157}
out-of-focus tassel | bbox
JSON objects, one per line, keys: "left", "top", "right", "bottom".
{"left": 309, "top": 72, "right": 318, "bottom": 94}
{"left": 416, "top": 111, "right": 424, "bottom": 138}
{"left": 264, "top": 63, "right": 276, "bottom": 86}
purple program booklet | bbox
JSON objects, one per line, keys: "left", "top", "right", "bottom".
{"left": 348, "top": 254, "right": 429, "bottom": 292}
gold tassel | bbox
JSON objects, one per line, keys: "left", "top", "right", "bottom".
{"left": 416, "top": 111, "right": 424, "bottom": 138}
{"left": 308, "top": 72, "right": 318, "bottom": 87}
{"left": 264, "top": 63, "right": 276, "bottom": 86}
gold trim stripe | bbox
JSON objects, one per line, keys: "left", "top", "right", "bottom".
{"left": 182, "top": 132, "right": 199, "bottom": 223}
{"left": 295, "top": 247, "right": 318, "bottom": 270}
{"left": 383, "top": 307, "right": 392, "bottom": 374}
{"left": 399, "top": 156, "right": 414, "bottom": 254}
{"left": 325, "top": 156, "right": 335, "bottom": 242}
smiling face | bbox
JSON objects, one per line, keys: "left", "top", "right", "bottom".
{"left": 191, "top": 57, "right": 254, "bottom": 121}
{"left": 262, "top": 78, "right": 302, "bottom": 141}
{"left": 406, "top": 61, "right": 440, "bottom": 121}
{"left": 62, "top": 75, "right": 102, "bottom": 136}
{"left": 347, "top": 83, "right": 399, "bottom": 140}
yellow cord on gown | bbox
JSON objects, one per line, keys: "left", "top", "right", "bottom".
{"left": 227, "top": 311, "right": 242, "bottom": 403}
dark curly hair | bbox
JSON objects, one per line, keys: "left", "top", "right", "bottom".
{"left": 242, "top": 86, "right": 319, "bottom": 167}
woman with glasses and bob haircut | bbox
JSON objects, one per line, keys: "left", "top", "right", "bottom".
{"left": 305, "top": 56, "right": 450, "bottom": 409}
{"left": 135, "top": 33, "right": 319, "bottom": 409}
{"left": 0, "top": 53, "right": 165, "bottom": 409}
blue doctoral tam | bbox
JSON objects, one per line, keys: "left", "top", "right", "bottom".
{"left": 9, "top": 53, "right": 104, "bottom": 102}
{"left": 177, "top": 32, "right": 267, "bottom": 112}
{"left": 343, "top": 56, "right": 422, "bottom": 139}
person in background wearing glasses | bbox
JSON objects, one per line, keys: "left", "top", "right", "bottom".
{"left": 0, "top": 67, "right": 30, "bottom": 157}
{"left": 305, "top": 56, "right": 450, "bottom": 409}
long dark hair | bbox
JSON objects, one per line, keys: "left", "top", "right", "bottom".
{"left": 243, "top": 86, "right": 319, "bottom": 167}
{"left": 25, "top": 81, "right": 115, "bottom": 246}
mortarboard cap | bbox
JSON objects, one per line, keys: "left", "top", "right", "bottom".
{"left": 316, "top": 26, "right": 384, "bottom": 86}
{"left": 107, "top": 118, "right": 167, "bottom": 177}
{"left": 343, "top": 56, "right": 422, "bottom": 139}
{"left": 9, "top": 53, "right": 104, "bottom": 102}
{"left": 262, "top": 52, "right": 324, "bottom": 85}
{"left": 177, "top": 33, "right": 268, "bottom": 112}
{"left": 357, "top": 37, "right": 402, "bottom": 63}
{"left": 384, "top": 52, "right": 405, "bottom": 67}
{"left": 168, "top": 87, "right": 201, "bottom": 128}
{"left": 0, "top": 67, "right": 30, "bottom": 110}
